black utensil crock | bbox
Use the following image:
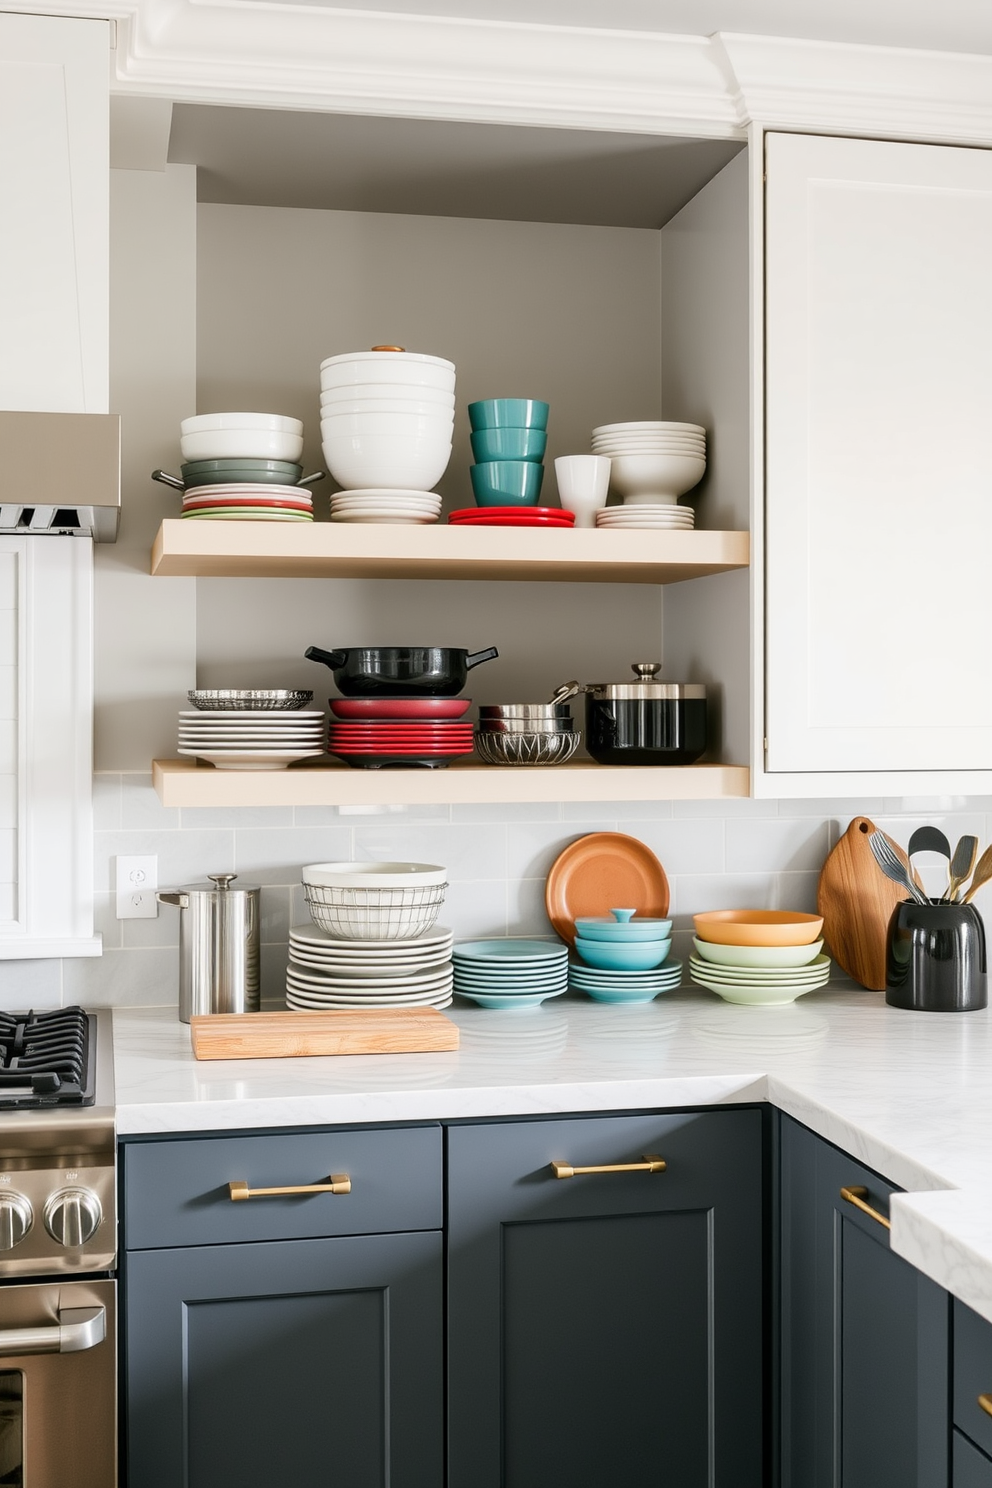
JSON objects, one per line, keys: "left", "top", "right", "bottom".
{"left": 885, "top": 899, "right": 987, "bottom": 1012}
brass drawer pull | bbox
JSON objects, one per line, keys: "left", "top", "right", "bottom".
{"left": 551, "top": 1155, "right": 666, "bottom": 1180}
{"left": 840, "top": 1185, "right": 891, "bottom": 1231}
{"left": 228, "top": 1175, "right": 351, "bottom": 1201}
{"left": 978, "top": 1394, "right": 992, "bottom": 1419}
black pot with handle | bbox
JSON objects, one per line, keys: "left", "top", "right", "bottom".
{"left": 584, "top": 661, "right": 707, "bottom": 766}
{"left": 305, "top": 644, "right": 499, "bottom": 697}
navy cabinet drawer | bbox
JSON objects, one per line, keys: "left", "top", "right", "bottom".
{"left": 123, "top": 1124, "right": 442, "bottom": 1249}
{"left": 955, "top": 1431, "right": 992, "bottom": 1487}
{"left": 955, "top": 1301, "right": 992, "bottom": 1459}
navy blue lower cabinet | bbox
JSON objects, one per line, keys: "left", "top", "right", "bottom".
{"left": 447, "top": 1109, "right": 765, "bottom": 1488}
{"left": 779, "top": 1114, "right": 950, "bottom": 1488}
{"left": 124, "top": 1229, "right": 443, "bottom": 1488}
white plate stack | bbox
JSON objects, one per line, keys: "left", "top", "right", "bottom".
{"left": 177, "top": 710, "right": 326, "bottom": 770}
{"left": 595, "top": 503, "right": 695, "bottom": 530}
{"left": 320, "top": 349, "right": 456, "bottom": 506}
{"left": 329, "top": 488, "right": 442, "bottom": 524}
{"left": 287, "top": 924, "right": 454, "bottom": 1009}
{"left": 592, "top": 421, "right": 707, "bottom": 506}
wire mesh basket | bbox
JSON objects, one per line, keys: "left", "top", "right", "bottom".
{"left": 302, "top": 882, "right": 448, "bottom": 940}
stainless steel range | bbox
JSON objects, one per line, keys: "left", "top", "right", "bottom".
{"left": 0, "top": 1007, "right": 116, "bottom": 1487}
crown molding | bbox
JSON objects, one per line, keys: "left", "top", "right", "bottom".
{"left": 718, "top": 32, "right": 992, "bottom": 146}
{"left": 10, "top": 0, "right": 992, "bottom": 147}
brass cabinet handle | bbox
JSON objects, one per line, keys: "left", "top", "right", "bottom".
{"left": 978, "top": 1394, "right": 992, "bottom": 1419}
{"left": 228, "top": 1175, "right": 351, "bottom": 1201}
{"left": 551, "top": 1155, "right": 666, "bottom": 1180}
{"left": 840, "top": 1185, "right": 891, "bottom": 1231}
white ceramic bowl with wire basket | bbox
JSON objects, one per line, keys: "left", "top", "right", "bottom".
{"left": 301, "top": 862, "right": 448, "bottom": 940}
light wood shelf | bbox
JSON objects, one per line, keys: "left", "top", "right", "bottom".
{"left": 153, "top": 758, "right": 750, "bottom": 807}
{"left": 150, "top": 520, "right": 749, "bottom": 584}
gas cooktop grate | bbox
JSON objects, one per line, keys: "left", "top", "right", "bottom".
{"left": 0, "top": 1007, "right": 95, "bottom": 1108}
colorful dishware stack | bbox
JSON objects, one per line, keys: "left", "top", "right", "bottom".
{"left": 452, "top": 939, "right": 569, "bottom": 1010}
{"left": 689, "top": 910, "right": 830, "bottom": 1005}
{"left": 320, "top": 348, "right": 455, "bottom": 513}
{"left": 592, "top": 421, "right": 706, "bottom": 529}
{"left": 326, "top": 695, "right": 475, "bottom": 770}
{"left": 456, "top": 398, "right": 570, "bottom": 528}
{"left": 177, "top": 414, "right": 313, "bottom": 521}
{"left": 288, "top": 862, "right": 452, "bottom": 1009}
{"left": 568, "top": 909, "right": 682, "bottom": 1003}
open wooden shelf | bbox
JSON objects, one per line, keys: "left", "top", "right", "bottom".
{"left": 153, "top": 758, "right": 750, "bottom": 807}
{"left": 150, "top": 520, "right": 749, "bottom": 584}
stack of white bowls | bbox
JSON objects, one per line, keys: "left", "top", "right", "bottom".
{"left": 180, "top": 413, "right": 304, "bottom": 464}
{"left": 320, "top": 349, "right": 456, "bottom": 511}
{"left": 592, "top": 421, "right": 707, "bottom": 512}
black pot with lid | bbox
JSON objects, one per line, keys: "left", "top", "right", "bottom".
{"left": 584, "top": 662, "right": 707, "bottom": 766}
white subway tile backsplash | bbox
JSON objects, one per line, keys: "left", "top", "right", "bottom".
{"left": 725, "top": 817, "right": 829, "bottom": 874}
{"left": 0, "top": 959, "right": 62, "bottom": 1011}
{"left": 68, "top": 784, "right": 992, "bottom": 1009}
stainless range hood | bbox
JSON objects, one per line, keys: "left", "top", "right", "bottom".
{"left": 0, "top": 411, "right": 121, "bottom": 542}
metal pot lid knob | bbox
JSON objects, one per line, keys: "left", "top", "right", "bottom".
{"left": 631, "top": 662, "right": 662, "bottom": 679}
{"left": 209, "top": 874, "right": 237, "bottom": 891}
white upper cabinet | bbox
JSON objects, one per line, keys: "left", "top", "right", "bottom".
{"left": 764, "top": 132, "right": 992, "bottom": 776}
{"left": 0, "top": 14, "right": 109, "bottom": 414}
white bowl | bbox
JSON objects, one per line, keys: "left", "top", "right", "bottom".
{"left": 609, "top": 452, "right": 706, "bottom": 499}
{"left": 303, "top": 862, "right": 447, "bottom": 887}
{"left": 180, "top": 412, "right": 303, "bottom": 436}
{"left": 320, "top": 398, "right": 456, "bottom": 417}
{"left": 593, "top": 435, "right": 706, "bottom": 448}
{"left": 180, "top": 430, "right": 305, "bottom": 462}
{"left": 321, "top": 409, "right": 453, "bottom": 437}
{"left": 321, "top": 384, "right": 456, "bottom": 408}
{"left": 322, "top": 437, "right": 452, "bottom": 491}
{"left": 320, "top": 351, "right": 456, "bottom": 391}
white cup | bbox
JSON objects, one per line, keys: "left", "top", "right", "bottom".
{"left": 554, "top": 455, "right": 611, "bottom": 528}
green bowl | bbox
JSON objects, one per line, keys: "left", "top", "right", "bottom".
{"left": 468, "top": 399, "right": 550, "bottom": 431}
{"left": 181, "top": 458, "right": 304, "bottom": 488}
{"left": 691, "top": 937, "right": 825, "bottom": 969}
{"left": 470, "top": 460, "right": 544, "bottom": 506}
{"left": 470, "top": 427, "right": 547, "bottom": 464}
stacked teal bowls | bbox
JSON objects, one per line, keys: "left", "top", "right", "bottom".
{"left": 569, "top": 908, "right": 682, "bottom": 1003}
{"left": 468, "top": 399, "right": 549, "bottom": 506}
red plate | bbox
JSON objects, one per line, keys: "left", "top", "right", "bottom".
{"left": 449, "top": 507, "right": 572, "bottom": 521}
{"left": 448, "top": 515, "right": 574, "bottom": 527}
{"left": 329, "top": 697, "right": 471, "bottom": 720}
{"left": 329, "top": 731, "right": 474, "bottom": 742}
{"left": 329, "top": 723, "right": 474, "bottom": 732}
{"left": 328, "top": 744, "right": 472, "bottom": 756}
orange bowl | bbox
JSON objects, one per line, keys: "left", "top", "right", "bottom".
{"left": 692, "top": 910, "right": 824, "bottom": 947}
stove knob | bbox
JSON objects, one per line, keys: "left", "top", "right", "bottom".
{"left": 0, "top": 1193, "right": 32, "bottom": 1249}
{"left": 44, "top": 1188, "right": 102, "bottom": 1248}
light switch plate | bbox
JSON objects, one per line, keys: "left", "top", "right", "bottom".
{"left": 115, "top": 855, "right": 158, "bottom": 919}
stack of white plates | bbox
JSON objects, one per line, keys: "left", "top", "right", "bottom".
{"left": 592, "top": 421, "right": 707, "bottom": 504}
{"left": 182, "top": 482, "right": 314, "bottom": 522}
{"left": 286, "top": 923, "right": 454, "bottom": 1008}
{"left": 452, "top": 939, "right": 568, "bottom": 1011}
{"left": 329, "top": 489, "right": 442, "bottom": 524}
{"left": 177, "top": 710, "right": 325, "bottom": 771}
{"left": 595, "top": 504, "right": 695, "bottom": 530}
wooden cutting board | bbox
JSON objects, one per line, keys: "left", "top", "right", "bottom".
{"left": 816, "top": 816, "right": 908, "bottom": 991}
{"left": 191, "top": 1008, "right": 460, "bottom": 1060}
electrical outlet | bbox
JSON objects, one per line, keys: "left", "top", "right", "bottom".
{"left": 115, "top": 855, "right": 159, "bottom": 919}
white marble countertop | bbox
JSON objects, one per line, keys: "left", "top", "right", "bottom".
{"left": 113, "top": 987, "right": 992, "bottom": 1324}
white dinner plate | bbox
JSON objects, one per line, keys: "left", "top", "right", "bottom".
{"left": 290, "top": 924, "right": 453, "bottom": 950}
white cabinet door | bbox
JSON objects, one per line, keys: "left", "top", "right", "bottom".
{"left": 0, "top": 14, "right": 109, "bottom": 414}
{"left": 764, "top": 132, "right": 992, "bottom": 775}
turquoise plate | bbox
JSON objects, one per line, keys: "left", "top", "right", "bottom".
{"left": 455, "top": 988, "right": 566, "bottom": 1010}
{"left": 454, "top": 939, "right": 567, "bottom": 962}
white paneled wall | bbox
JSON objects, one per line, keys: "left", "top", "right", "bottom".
{"left": 0, "top": 784, "right": 969, "bottom": 1010}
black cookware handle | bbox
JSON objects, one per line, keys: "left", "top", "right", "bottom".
{"left": 464, "top": 647, "right": 499, "bottom": 670}
{"left": 304, "top": 646, "right": 348, "bottom": 669}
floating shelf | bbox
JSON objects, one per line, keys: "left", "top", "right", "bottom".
{"left": 153, "top": 758, "right": 750, "bottom": 808}
{"left": 150, "top": 520, "right": 749, "bottom": 585}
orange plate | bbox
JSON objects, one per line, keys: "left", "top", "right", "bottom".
{"left": 545, "top": 832, "right": 670, "bottom": 947}
{"left": 693, "top": 910, "right": 824, "bottom": 947}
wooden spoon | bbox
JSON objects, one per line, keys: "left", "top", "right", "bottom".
{"left": 962, "top": 844, "right": 992, "bottom": 903}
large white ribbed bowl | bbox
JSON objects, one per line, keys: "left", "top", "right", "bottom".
{"left": 320, "top": 350, "right": 455, "bottom": 393}
{"left": 322, "top": 435, "right": 453, "bottom": 491}
{"left": 321, "top": 384, "right": 456, "bottom": 409}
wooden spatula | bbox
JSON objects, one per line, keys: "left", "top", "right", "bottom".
{"left": 817, "top": 816, "right": 911, "bottom": 991}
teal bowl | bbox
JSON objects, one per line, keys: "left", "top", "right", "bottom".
{"left": 471, "top": 460, "right": 544, "bottom": 507}
{"left": 470, "top": 427, "right": 547, "bottom": 464}
{"left": 574, "top": 936, "right": 672, "bottom": 971}
{"left": 575, "top": 913, "right": 674, "bottom": 942}
{"left": 468, "top": 399, "right": 550, "bottom": 432}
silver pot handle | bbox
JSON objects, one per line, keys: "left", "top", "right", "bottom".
{"left": 0, "top": 1305, "right": 105, "bottom": 1357}
{"left": 157, "top": 892, "right": 189, "bottom": 909}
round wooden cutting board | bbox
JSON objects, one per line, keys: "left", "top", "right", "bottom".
{"left": 816, "top": 816, "right": 909, "bottom": 991}
{"left": 545, "top": 832, "right": 670, "bottom": 946}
